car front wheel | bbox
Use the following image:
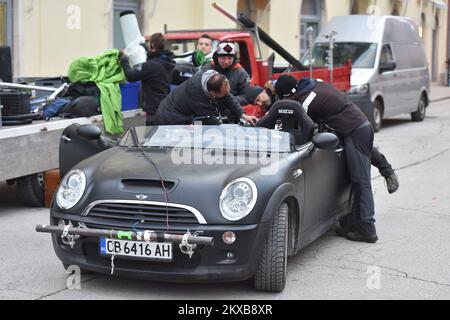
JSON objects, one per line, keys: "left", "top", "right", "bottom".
{"left": 254, "top": 202, "right": 289, "bottom": 292}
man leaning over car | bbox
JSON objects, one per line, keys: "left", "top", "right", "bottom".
{"left": 274, "top": 75, "right": 378, "bottom": 243}
{"left": 153, "top": 69, "right": 258, "bottom": 126}
{"left": 245, "top": 84, "right": 399, "bottom": 195}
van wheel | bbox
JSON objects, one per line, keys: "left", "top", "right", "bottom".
{"left": 411, "top": 95, "right": 426, "bottom": 122}
{"left": 371, "top": 100, "right": 383, "bottom": 132}
{"left": 254, "top": 202, "right": 288, "bottom": 292}
{"left": 17, "top": 174, "right": 45, "bottom": 207}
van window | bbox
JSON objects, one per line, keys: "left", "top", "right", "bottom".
{"left": 380, "top": 44, "right": 394, "bottom": 65}
{"left": 305, "top": 42, "right": 378, "bottom": 69}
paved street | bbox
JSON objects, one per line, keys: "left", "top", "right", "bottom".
{"left": 1, "top": 99, "right": 450, "bottom": 300}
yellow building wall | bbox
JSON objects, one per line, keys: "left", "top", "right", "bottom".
{"left": 146, "top": 0, "right": 204, "bottom": 33}
{"left": 268, "top": 0, "right": 302, "bottom": 61}
{"left": 201, "top": 0, "right": 238, "bottom": 29}
{"left": 323, "top": 0, "right": 351, "bottom": 23}
{"left": 18, "top": 0, "right": 110, "bottom": 77}
{"left": 145, "top": 0, "right": 237, "bottom": 34}
{"left": 12, "top": 0, "right": 449, "bottom": 83}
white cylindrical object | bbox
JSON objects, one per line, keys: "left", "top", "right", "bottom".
{"left": 120, "top": 11, "right": 144, "bottom": 47}
{"left": 120, "top": 10, "right": 147, "bottom": 69}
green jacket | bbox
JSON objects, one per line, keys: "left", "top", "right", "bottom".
{"left": 68, "top": 49, "right": 126, "bottom": 135}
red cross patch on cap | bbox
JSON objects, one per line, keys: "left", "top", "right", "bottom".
{"left": 216, "top": 42, "right": 236, "bottom": 56}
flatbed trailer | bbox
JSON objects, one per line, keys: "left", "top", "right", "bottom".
{"left": 0, "top": 110, "right": 145, "bottom": 206}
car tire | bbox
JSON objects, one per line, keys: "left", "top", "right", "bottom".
{"left": 411, "top": 94, "right": 426, "bottom": 122}
{"left": 254, "top": 202, "right": 288, "bottom": 292}
{"left": 370, "top": 100, "right": 383, "bottom": 132}
{"left": 17, "top": 173, "right": 45, "bottom": 207}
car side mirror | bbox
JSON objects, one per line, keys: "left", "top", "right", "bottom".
{"left": 311, "top": 132, "right": 339, "bottom": 150}
{"left": 379, "top": 60, "right": 396, "bottom": 73}
{"left": 77, "top": 124, "right": 102, "bottom": 141}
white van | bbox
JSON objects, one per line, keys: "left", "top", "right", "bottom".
{"left": 303, "top": 15, "right": 430, "bottom": 131}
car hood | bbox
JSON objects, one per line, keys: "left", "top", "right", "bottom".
{"left": 69, "top": 147, "right": 292, "bottom": 224}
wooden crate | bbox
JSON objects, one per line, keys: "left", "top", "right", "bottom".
{"left": 44, "top": 170, "right": 61, "bottom": 208}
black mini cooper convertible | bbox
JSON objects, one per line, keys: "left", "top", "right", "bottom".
{"left": 38, "top": 123, "right": 351, "bottom": 292}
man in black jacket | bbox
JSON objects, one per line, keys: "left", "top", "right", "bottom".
{"left": 154, "top": 69, "right": 258, "bottom": 126}
{"left": 275, "top": 75, "right": 379, "bottom": 243}
{"left": 202, "top": 42, "right": 250, "bottom": 106}
{"left": 120, "top": 33, "right": 175, "bottom": 125}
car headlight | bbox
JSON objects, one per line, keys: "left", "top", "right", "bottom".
{"left": 56, "top": 169, "right": 86, "bottom": 210}
{"left": 349, "top": 84, "right": 369, "bottom": 94}
{"left": 220, "top": 178, "right": 257, "bottom": 221}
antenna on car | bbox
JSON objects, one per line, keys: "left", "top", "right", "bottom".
{"left": 130, "top": 126, "right": 140, "bottom": 147}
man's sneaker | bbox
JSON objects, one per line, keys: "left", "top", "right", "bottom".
{"left": 385, "top": 172, "right": 399, "bottom": 194}
{"left": 346, "top": 231, "right": 378, "bottom": 243}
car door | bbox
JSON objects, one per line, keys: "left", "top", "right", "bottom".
{"left": 299, "top": 143, "right": 347, "bottom": 233}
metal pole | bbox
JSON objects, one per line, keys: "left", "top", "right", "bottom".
{"left": 306, "top": 26, "right": 314, "bottom": 79}
{"left": 325, "top": 31, "right": 337, "bottom": 85}
{"left": 0, "top": 82, "right": 59, "bottom": 92}
{"left": 36, "top": 224, "right": 215, "bottom": 246}
{"left": 212, "top": 2, "right": 246, "bottom": 28}
{"left": 47, "top": 83, "right": 69, "bottom": 103}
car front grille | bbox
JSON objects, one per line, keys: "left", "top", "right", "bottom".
{"left": 85, "top": 201, "right": 203, "bottom": 226}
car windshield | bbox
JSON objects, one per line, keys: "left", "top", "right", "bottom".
{"left": 119, "top": 125, "right": 292, "bottom": 153}
{"left": 303, "top": 42, "right": 378, "bottom": 69}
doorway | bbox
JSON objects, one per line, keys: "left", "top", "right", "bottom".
{"left": 432, "top": 14, "right": 439, "bottom": 82}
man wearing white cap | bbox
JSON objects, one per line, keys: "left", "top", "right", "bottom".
{"left": 202, "top": 42, "right": 251, "bottom": 106}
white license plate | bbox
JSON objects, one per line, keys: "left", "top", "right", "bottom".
{"left": 100, "top": 238, "right": 173, "bottom": 261}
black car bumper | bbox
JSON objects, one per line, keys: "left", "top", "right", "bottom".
{"left": 50, "top": 211, "right": 270, "bottom": 282}
{"left": 346, "top": 92, "right": 373, "bottom": 119}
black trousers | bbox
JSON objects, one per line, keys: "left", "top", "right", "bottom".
{"left": 371, "top": 147, "right": 394, "bottom": 178}
{"left": 343, "top": 121, "right": 376, "bottom": 235}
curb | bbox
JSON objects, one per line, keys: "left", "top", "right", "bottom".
{"left": 430, "top": 97, "right": 450, "bottom": 103}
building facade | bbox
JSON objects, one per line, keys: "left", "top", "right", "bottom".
{"left": 1, "top": 0, "right": 448, "bottom": 84}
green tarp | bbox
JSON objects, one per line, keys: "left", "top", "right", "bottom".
{"left": 68, "top": 49, "right": 126, "bottom": 135}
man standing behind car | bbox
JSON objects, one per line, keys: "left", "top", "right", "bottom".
{"left": 196, "top": 34, "right": 214, "bottom": 63}
{"left": 202, "top": 42, "right": 251, "bottom": 106}
{"left": 275, "top": 75, "right": 378, "bottom": 243}
{"left": 120, "top": 33, "right": 175, "bottom": 125}
{"left": 246, "top": 83, "right": 399, "bottom": 195}
{"left": 154, "top": 69, "right": 258, "bottom": 126}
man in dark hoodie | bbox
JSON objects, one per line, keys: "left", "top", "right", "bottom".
{"left": 154, "top": 69, "right": 258, "bottom": 126}
{"left": 246, "top": 82, "right": 399, "bottom": 194}
{"left": 275, "top": 75, "right": 379, "bottom": 243}
{"left": 120, "top": 33, "right": 175, "bottom": 125}
{"left": 202, "top": 42, "right": 251, "bottom": 106}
